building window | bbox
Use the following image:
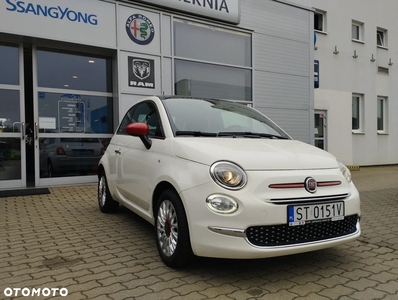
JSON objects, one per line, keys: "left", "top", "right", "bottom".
{"left": 377, "top": 28, "right": 387, "bottom": 48}
{"left": 314, "top": 10, "right": 326, "bottom": 32}
{"left": 352, "top": 94, "right": 364, "bottom": 132}
{"left": 377, "top": 97, "right": 387, "bottom": 133}
{"left": 173, "top": 19, "right": 252, "bottom": 102}
{"left": 352, "top": 21, "right": 364, "bottom": 42}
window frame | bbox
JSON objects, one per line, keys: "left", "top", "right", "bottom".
{"left": 314, "top": 9, "right": 327, "bottom": 33}
{"left": 352, "top": 94, "right": 364, "bottom": 133}
{"left": 377, "top": 27, "right": 388, "bottom": 48}
{"left": 377, "top": 96, "right": 388, "bottom": 134}
{"left": 351, "top": 20, "right": 364, "bottom": 43}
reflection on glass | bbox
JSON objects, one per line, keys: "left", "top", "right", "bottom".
{"left": 175, "top": 60, "right": 252, "bottom": 101}
{"left": 38, "top": 92, "right": 113, "bottom": 133}
{"left": 315, "top": 139, "right": 324, "bottom": 150}
{"left": 0, "top": 89, "right": 21, "bottom": 133}
{"left": 314, "top": 114, "right": 324, "bottom": 138}
{"left": 0, "top": 44, "right": 19, "bottom": 85}
{"left": 174, "top": 20, "right": 251, "bottom": 67}
{"left": 39, "top": 137, "right": 111, "bottom": 178}
{"left": 37, "top": 49, "right": 112, "bottom": 92}
{"left": 0, "top": 138, "right": 21, "bottom": 180}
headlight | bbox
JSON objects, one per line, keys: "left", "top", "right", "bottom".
{"left": 206, "top": 194, "right": 238, "bottom": 214}
{"left": 338, "top": 161, "right": 352, "bottom": 183}
{"left": 210, "top": 161, "right": 247, "bottom": 190}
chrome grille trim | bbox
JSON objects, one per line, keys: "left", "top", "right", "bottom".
{"left": 268, "top": 193, "right": 349, "bottom": 204}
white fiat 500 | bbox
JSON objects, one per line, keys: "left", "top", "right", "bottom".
{"left": 98, "top": 96, "right": 361, "bottom": 268}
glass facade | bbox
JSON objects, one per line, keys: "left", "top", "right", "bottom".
{"left": 173, "top": 19, "right": 252, "bottom": 102}
{"left": 37, "top": 49, "right": 114, "bottom": 179}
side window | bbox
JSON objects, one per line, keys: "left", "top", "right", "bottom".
{"left": 118, "top": 101, "right": 163, "bottom": 138}
{"left": 117, "top": 106, "right": 136, "bottom": 135}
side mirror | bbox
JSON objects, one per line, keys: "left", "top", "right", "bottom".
{"left": 125, "top": 122, "right": 152, "bottom": 149}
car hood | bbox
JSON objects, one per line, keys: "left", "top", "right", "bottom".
{"left": 172, "top": 138, "right": 338, "bottom": 170}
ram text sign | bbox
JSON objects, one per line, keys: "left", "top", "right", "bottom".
{"left": 136, "top": 0, "right": 240, "bottom": 24}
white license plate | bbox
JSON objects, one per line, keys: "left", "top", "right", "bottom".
{"left": 288, "top": 202, "right": 344, "bottom": 226}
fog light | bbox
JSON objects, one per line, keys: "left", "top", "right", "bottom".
{"left": 206, "top": 194, "right": 238, "bottom": 214}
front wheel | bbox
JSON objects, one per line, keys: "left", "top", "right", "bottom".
{"left": 155, "top": 189, "right": 193, "bottom": 268}
{"left": 98, "top": 171, "right": 119, "bottom": 213}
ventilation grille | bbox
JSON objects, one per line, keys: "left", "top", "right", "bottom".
{"left": 246, "top": 215, "right": 359, "bottom": 246}
{"left": 378, "top": 66, "right": 389, "bottom": 74}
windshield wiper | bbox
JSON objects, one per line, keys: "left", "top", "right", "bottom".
{"left": 175, "top": 131, "right": 217, "bottom": 137}
{"left": 218, "top": 132, "right": 288, "bottom": 139}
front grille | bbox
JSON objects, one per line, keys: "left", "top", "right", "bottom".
{"left": 246, "top": 215, "right": 359, "bottom": 247}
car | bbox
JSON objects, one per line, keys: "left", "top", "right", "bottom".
{"left": 40, "top": 137, "right": 105, "bottom": 177}
{"left": 98, "top": 96, "right": 361, "bottom": 268}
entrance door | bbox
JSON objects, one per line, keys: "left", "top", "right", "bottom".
{"left": 314, "top": 110, "right": 327, "bottom": 150}
{"left": 0, "top": 43, "right": 27, "bottom": 189}
{"left": 0, "top": 42, "right": 114, "bottom": 190}
{"left": 33, "top": 46, "right": 114, "bottom": 187}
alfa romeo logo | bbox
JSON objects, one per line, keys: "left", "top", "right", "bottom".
{"left": 126, "top": 14, "right": 155, "bottom": 45}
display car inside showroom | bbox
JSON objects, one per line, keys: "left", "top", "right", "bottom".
{"left": 0, "top": 0, "right": 316, "bottom": 190}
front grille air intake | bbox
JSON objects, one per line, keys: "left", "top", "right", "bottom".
{"left": 246, "top": 215, "right": 359, "bottom": 247}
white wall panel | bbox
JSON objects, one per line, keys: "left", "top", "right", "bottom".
{"left": 254, "top": 71, "right": 310, "bottom": 110}
{"left": 253, "top": 33, "right": 310, "bottom": 76}
{"left": 260, "top": 107, "right": 311, "bottom": 143}
{"left": 240, "top": 0, "right": 311, "bottom": 43}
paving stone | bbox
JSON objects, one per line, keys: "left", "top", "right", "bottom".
{"left": 1, "top": 167, "right": 398, "bottom": 299}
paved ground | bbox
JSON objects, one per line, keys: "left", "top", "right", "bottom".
{"left": 1, "top": 166, "right": 398, "bottom": 300}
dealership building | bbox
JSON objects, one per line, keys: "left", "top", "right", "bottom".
{"left": 292, "top": 0, "right": 398, "bottom": 167}
{"left": 0, "top": 0, "right": 316, "bottom": 190}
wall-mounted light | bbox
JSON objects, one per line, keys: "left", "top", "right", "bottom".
{"left": 72, "top": 76, "right": 78, "bottom": 79}
{"left": 388, "top": 58, "right": 393, "bottom": 66}
{"left": 353, "top": 50, "right": 358, "bottom": 58}
{"left": 333, "top": 46, "right": 339, "bottom": 54}
{"left": 88, "top": 60, "right": 95, "bottom": 64}
{"left": 370, "top": 54, "right": 376, "bottom": 62}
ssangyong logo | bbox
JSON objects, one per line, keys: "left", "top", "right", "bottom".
{"left": 5, "top": 0, "right": 98, "bottom": 25}
{"left": 126, "top": 14, "right": 155, "bottom": 45}
{"left": 304, "top": 177, "right": 317, "bottom": 193}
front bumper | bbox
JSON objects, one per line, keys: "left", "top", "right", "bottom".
{"left": 180, "top": 168, "right": 361, "bottom": 259}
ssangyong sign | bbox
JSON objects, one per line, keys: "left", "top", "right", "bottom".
{"left": 0, "top": 0, "right": 116, "bottom": 48}
{"left": 136, "top": 0, "right": 240, "bottom": 24}
{"left": 5, "top": 0, "right": 98, "bottom": 25}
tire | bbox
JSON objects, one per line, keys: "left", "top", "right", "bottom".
{"left": 155, "top": 189, "right": 193, "bottom": 268}
{"left": 98, "top": 171, "right": 119, "bottom": 213}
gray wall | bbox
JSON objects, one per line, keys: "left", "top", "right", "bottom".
{"left": 240, "top": 0, "right": 313, "bottom": 143}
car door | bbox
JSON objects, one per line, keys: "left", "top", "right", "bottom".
{"left": 115, "top": 101, "right": 164, "bottom": 214}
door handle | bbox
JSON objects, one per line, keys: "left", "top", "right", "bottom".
{"left": 115, "top": 149, "right": 121, "bottom": 154}
{"left": 34, "top": 122, "right": 38, "bottom": 140}
{"left": 21, "top": 122, "right": 25, "bottom": 140}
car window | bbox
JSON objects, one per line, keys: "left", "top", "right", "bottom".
{"left": 117, "top": 106, "right": 136, "bottom": 135}
{"left": 117, "top": 101, "right": 163, "bottom": 138}
{"left": 163, "top": 98, "right": 289, "bottom": 138}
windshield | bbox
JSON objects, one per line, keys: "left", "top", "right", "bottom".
{"left": 163, "top": 98, "right": 290, "bottom": 139}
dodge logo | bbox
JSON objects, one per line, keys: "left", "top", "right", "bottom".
{"left": 305, "top": 177, "right": 317, "bottom": 193}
